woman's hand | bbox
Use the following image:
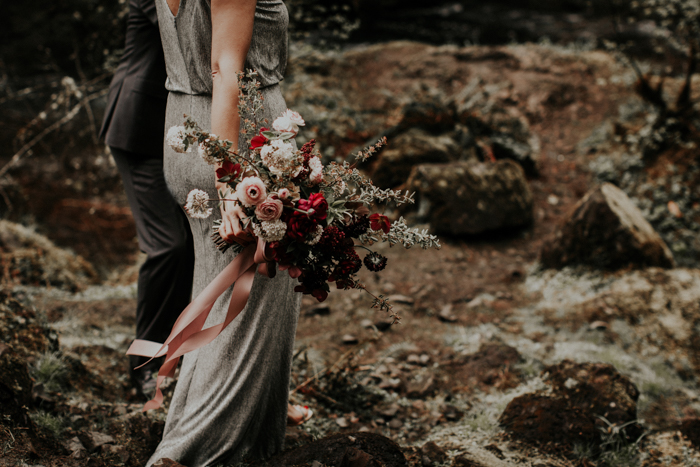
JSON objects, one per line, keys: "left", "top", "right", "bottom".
{"left": 218, "top": 200, "right": 254, "bottom": 246}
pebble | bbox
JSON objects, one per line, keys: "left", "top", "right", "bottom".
{"left": 304, "top": 304, "right": 331, "bottom": 316}
{"left": 341, "top": 334, "right": 359, "bottom": 345}
{"left": 336, "top": 417, "right": 349, "bottom": 428}
{"left": 388, "top": 419, "right": 403, "bottom": 429}
{"left": 438, "top": 304, "right": 457, "bottom": 323}
{"left": 386, "top": 294, "right": 415, "bottom": 305}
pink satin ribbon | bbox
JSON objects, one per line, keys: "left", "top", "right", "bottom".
{"left": 127, "top": 237, "right": 299, "bottom": 411}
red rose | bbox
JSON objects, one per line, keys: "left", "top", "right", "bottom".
{"left": 215, "top": 161, "right": 242, "bottom": 181}
{"left": 267, "top": 241, "right": 293, "bottom": 264}
{"left": 286, "top": 211, "right": 318, "bottom": 240}
{"left": 249, "top": 127, "right": 269, "bottom": 150}
{"left": 298, "top": 192, "right": 328, "bottom": 221}
{"left": 369, "top": 213, "right": 391, "bottom": 234}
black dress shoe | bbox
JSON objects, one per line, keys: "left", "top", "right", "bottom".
{"left": 132, "top": 368, "right": 157, "bottom": 400}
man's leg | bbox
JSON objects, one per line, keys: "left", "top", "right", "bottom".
{"left": 111, "top": 147, "right": 194, "bottom": 395}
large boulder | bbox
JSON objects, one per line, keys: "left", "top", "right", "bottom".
{"left": 499, "top": 360, "right": 641, "bottom": 450}
{"left": 371, "top": 128, "right": 458, "bottom": 188}
{"left": 0, "top": 289, "right": 57, "bottom": 359}
{"left": 406, "top": 159, "right": 533, "bottom": 235}
{"left": 540, "top": 183, "right": 675, "bottom": 270}
{"left": 0, "top": 220, "right": 97, "bottom": 291}
{"left": 0, "top": 344, "right": 33, "bottom": 427}
{"left": 452, "top": 79, "right": 541, "bottom": 176}
{"left": 261, "top": 432, "right": 407, "bottom": 467}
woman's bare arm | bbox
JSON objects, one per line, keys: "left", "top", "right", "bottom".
{"left": 210, "top": 0, "right": 257, "bottom": 243}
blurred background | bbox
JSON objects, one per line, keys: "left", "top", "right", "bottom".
{"left": 2, "top": 1, "right": 700, "bottom": 466}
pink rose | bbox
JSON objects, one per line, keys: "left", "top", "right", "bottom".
{"left": 236, "top": 176, "right": 267, "bottom": 207}
{"left": 255, "top": 196, "right": 284, "bottom": 221}
{"left": 278, "top": 188, "right": 291, "bottom": 200}
{"left": 272, "top": 109, "right": 305, "bottom": 135}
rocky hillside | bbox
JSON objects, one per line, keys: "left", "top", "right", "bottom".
{"left": 1, "top": 41, "right": 700, "bottom": 467}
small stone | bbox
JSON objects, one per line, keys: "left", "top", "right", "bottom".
{"left": 305, "top": 304, "right": 331, "bottom": 316}
{"left": 441, "top": 404, "right": 464, "bottom": 422}
{"left": 438, "top": 304, "right": 457, "bottom": 323}
{"left": 342, "top": 334, "right": 359, "bottom": 345}
{"left": 386, "top": 294, "right": 415, "bottom": 305}
{"left": 102, "top": 444, "right": 130, "bottom": 463}
{"left": 378, "top": 377, "right": 402, "bottom": 390}
{"left": 86, "top": 431, "right": 115, "bottom": 451}
{"left": 388, "top": 419, "right": 403, "bottom": 429}
{"left": 373, "top": 319, "right": 395, "bottom": 332}
{"left": 420, "top": 441, "right": 447, "bottom": 464}
{"left": 419, "top": 354, "right": 431, "bottom": 365}
{"left": 336, "top": 417, "right": 350, "bottom": 428}
{"left": 65, "top": 437, "right": 86, "bottom": 459}
{"left": 590, "top": 320, "right": 608, "bottom": 330}
{"left": 153, "top": 459, "right": 187, "bottom": 467}
{"left": 376, "top": 403, "right": 400, "bottom": 418}
{"left": 406, "top": 354, "right": 421, "bottom": 364}
{"left": 311, "top": 461, "right": 323, "bottom": 467}
{"left": 360, "top": 319, "right": 373, "bottom": 328}
{"left": 406, "top": 375, "right": 435, "bottom": 398}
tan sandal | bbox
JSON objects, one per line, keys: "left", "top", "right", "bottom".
{"left": 287, "top": 404, "right": 313, "bottom": 426}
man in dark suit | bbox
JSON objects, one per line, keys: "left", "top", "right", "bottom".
{"left": 100, "top": 0, "right": 194, "bottom": 399}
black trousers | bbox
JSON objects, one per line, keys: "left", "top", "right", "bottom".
{"left": 111, "top": 147, "right": 195, "bottom": 375}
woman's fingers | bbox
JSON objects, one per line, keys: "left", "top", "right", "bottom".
{"left": 218, "top": 203, "right": 253, "bottom": 244}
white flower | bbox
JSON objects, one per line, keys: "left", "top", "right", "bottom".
{"left": 198, "top": 142, "right": 216, "bottom": 165}
{"left": 166, "top": 126, "right": 190, "bottom": 153}
{"left": 284, "top": 109, "right": 305, "bottom": 126}
{"left": 184, "top": 189, "right": 212, "bottom": 219}
{"left": 272, "top": 109, "right": 305, "bottom": 135}
{"left": 308, "top": 156, "right": 323, "bottom": 184}
{"left": 253, "top": 219, "right": 287, "bottom": 242}
{"left": 260, "top": 139, "right": 296, "bottom": 175}
{"left": 331, "top": 180, "right": 347, "bottom": 197}
{"left": 305, "top": 225, "right": 324, "bottom": 245}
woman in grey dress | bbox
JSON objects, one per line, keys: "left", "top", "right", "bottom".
{"left": 147, "top": 0, "right": 303, "bottom": 465}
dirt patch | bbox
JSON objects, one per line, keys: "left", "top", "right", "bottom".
{"left": 260, "top": 432, "right": 407, "bottom": 467}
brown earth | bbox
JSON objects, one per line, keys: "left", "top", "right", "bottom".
{"left": 1, "top": 42, "right": 699, "bottom": 467}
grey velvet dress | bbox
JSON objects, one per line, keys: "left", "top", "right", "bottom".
{"left": 148, "top": 1, "right": 301, "bottom": 466}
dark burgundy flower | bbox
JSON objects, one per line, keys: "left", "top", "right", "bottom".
{"left": 249, "top": 127, "right": 269, "bottom": 150}
{"left": 319, "top": 225, "right": 346, "bottom": 252}
{"left": 334, "top": 277, "right": 356, "bottom": 290}
{"left": 297, "top": 193, "right": 328, "bottom": 221}
{"left": 295, "top": 268, "right": 330, "bottom": 302}
{"left": 311, "top": 288, "right": 329, "bottom": 302}
{"left": 266, "top": 241, "right": 293, "bottom": 264}
{"left": 329, "top": 249, "right": 362, "bottom": 280}
{"left": 215, "top": 161, "right": 242, "bottom": 181}
{"left": 343, "top": 214, "right": 370, "bottom": 238}
{"left": 300, "top": 139, "right": 316, "bottom": 155}
{"left": 369, "top": 213, "right": 391, "bottom": 234}
{"left": 286, "top": 211, "right": 318, "bottom": 240}
{"left": 363, "top": 252, "right": 388, "bottom": 272}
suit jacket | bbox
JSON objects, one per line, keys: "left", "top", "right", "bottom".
{"left": 100, "top": 0, "right": 168, "bottom": 157}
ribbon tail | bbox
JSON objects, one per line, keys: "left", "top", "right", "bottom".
{"left": 138, "top": 251, "right": 261, "bottom": 410}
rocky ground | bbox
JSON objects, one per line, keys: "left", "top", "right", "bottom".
{"left": 1, "top": 41, "right": 700, "bottom": 467}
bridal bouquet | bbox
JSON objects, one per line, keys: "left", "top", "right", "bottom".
{"left": 166, "top": 71, "right": 440, "bottom": 322}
